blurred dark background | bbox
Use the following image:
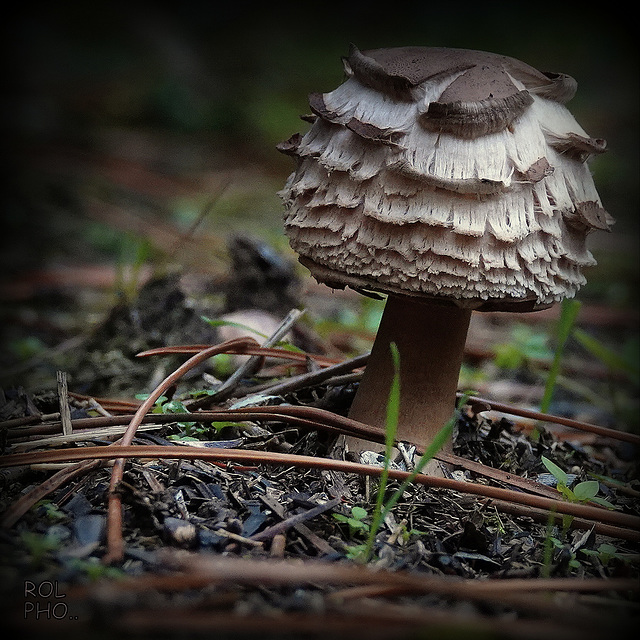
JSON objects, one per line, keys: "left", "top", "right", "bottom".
{"left": 1, "top": 2, "right": 638, "bottom": 384}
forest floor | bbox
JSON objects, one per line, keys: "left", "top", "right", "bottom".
{"left": 1, "top": 244, "right": 639, "bottom": 639}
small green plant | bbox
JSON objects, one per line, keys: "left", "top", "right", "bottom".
{"left": 137, "top": 392, "right": 235, "bottom": 439}
{"left": 541, "top": 455, "right": 615, "bottom": 535}
{"left": 541, "top": 456, "right": 614, "bottom": 508}
{"left": 8, "top": 336, "right": 45, "bottom": 361}
{"left": 113, "top": 234, "right": 152, "bottom": 303}
{"left": 544, "top": 537, "right": 633, "bottom": 577}
{"left": 549, "top": 535, "right": 583, "bottom": 571}
{"left": 540, "top": 457, "right": 620, "bottom": 577}
{"left": 580, "top": 542, "right": 625, "bottom": 567}
{"left": 135, "top": 393, "right": 199, "bottom": 435}
{"left": 539, "top": 300, "right": 639, "bottom": 430}
{"left": 540, "top": 298, "right": 582, "bottom": 413}
{"left": 67, "top": 557, "right": 125, "bottom": 581}
{"left": 493, "top": 299, "right": 638, "bottom": 430}
{"left": 33, "top": 499, "right": 67, "bottom": 523}
{"left": 493, "top": 324, "right": 553, "bottom": 370}
{"left": 333, "top": 506, "right": 370, "bottom": 538}
{"left": 358, "top": 342, "right": 403, "bottom": 563}
{"left": 135, "top": 393, "right": 168, "bottom": 409}
{"left": 20, "top": 531, "right": 64, "bottom": 568}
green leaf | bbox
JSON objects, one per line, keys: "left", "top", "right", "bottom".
{"left": 345, "top": 544, "right": 368, "bottom": 560}
{"left": 493, "top": 342, "right": 525, "bottom": 370}
{"left": 135, "top": 393, "right": 167, "bottom": 404}
{"left": 558, "top": 485, "right": 576, "bottom": 501}
{"left": 333, "top": 512, "right": 369, "bottom": 536}
{"left": 598, "top": 543, "right": 618, "bottom": 555}
{"left": 492, "top": 325, "right": 553, "bottom": 370}
{"left": 205, "top": 421, "right": 239, "bottom": 432}
{"left": 161, "top": 400, "right": 195, "bottom": 429}
{"left": 201, "top": 316, "right": 268, "bottom": 339}
{"left": 162, "top": 400, "right": 189, "bottom": 413}
{"left": 541, "top": 456, "right": 569, "bottom": 487}
{"left": 189, "top": 389, "right": 217, "bottom": 398}
{"left": 167, "top": 435, "right": 200, "bottom": 442}
{"left": 351, "top": 506, "right": 368, "bottom": 521}
{"left": 572, "top": 480, "right": 599, "bottom": 502}
{"left": 590, "top": 496, "right": 617, "bottom": 509}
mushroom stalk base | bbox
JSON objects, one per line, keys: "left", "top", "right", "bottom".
{"left": 347, "top": 296, "right": 472, "bottom": 454}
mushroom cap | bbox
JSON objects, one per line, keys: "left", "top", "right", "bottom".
{"left": 278, "top": 45, "right": 613, "bottom": 311}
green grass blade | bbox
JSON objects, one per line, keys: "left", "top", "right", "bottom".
{"left": 379, "top": 408, "right": 457, "bottom": 524}
{"left": 362, "top": 342, "right": 400, "bottom": 562}
{"left": 573, "top": 328, "right": 640, "bottom": 384}
{"left": 540, "top": 299, "right": 581, "bottom": 413}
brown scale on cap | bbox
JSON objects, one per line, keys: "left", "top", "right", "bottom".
{"left": 278, "top": 45, "right": 613, "bottom": 457}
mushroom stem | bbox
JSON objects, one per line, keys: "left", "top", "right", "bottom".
{"left": 347, "top": 295, "right": 472, "bottom": 453}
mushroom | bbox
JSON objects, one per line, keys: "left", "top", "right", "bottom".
{"left": 277, "top": 45, "right": 613, "bottom": 455}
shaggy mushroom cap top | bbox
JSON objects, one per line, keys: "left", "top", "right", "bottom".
{"left": 278, "top": 45, "right": 614, "bottom": 312}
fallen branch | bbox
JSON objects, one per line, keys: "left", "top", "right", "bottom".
{"left": 249, "top": 496, "right": 341, "bottom": 542}
{"left": 463, "top": 393, "right": 640, "bottom": 445}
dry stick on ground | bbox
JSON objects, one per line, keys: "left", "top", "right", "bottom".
{"left": 160, "top": 552, "right": 639, "bottom": 601}
{"left": 58, "top": 549, "right": 637, "bottom": 639}
{"left": 3, "top": 396, "right": 638, "bottom": 538}
{"left": 56, "top": 370, "right": 73, "bottom": 436}
{"left": 192, "top": 351, "right": 369, "bottom": 403}
{"left": 476, "top": 495, "right": 633, "bottom": 539}
{"left": 249, "top": 496, "right": 341, "bottom": 543}
{"left": 5, "top": 346, "right": 636, "bottom": 446}
{"left": 109, "top": 606, "right": 620, "bottom": 640}
{"left": 203, "top": 308, "right": 304, "bottom": 402}
{"left": 102, "top": 336, "right": 263, "bottom": 564}
{"left": 258, "top": 492, "right": 336, "bottom": 555}
{"left": 62, "top": 552, "right": 637, "bottom": 640}
{"left": 2, "top": 445, "right": 638, "bottom": 540}
{"left": 6, "top": 400, "right": 636, "bottom": 499}
{"left": 66, "top": 550, "right": 639, "bottom": 600}
{"left": 0, "top": 459, "right": 105, "bottom": 528}
{"left": 0, "top": 406, "right": 610, "bottom": 502}
{"left": 462, "top": 392, "right": 640, "bottom": 445}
